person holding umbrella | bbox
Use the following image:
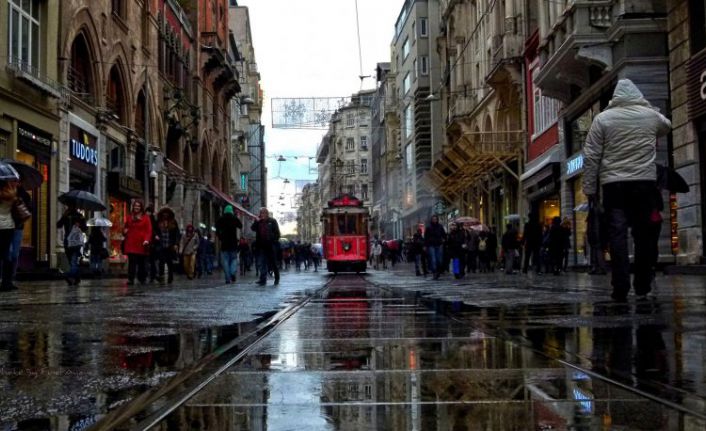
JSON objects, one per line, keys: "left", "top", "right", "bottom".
{"left": 0, "top": 178, "right": 19, "bottom": 291}
{"left": 57, "top": 202, "right": 87, "bottom": 285}
{"left": 123, "top": 199, "right": 152, "bottom": 285}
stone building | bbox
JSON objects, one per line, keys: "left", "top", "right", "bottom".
{"left": 532, "top": 0, "right": 672, "bottom": 265}
{"left": 429, "top": 0, "right": 526, "bottom": 230}
{"left": 296, "top": 182, "right": 321, "bottom": 243}
{"left": 229, "top": 2, "right": 265, "bottom": 218}
{"left": 667, "top": 0, "right": 706, "bottom": 264}
{"left": 393, "top": 0, "right": 442, "bottom": 237}
{"left": 0, "top": 0, "right": 62, "bottom": 270}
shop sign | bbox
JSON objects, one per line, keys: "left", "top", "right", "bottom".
{"left": 566, "top": 153, "right": 584, "bottom": 178}
{"left": 18, "top": 125, "right": 51, "bottom": 148}
{"left": 686, "top": 49, "right": 706, "bottom": 120}
{"left": 107, "top": 172, "right": 143, "bottom": 198}
{"left": 69, "top": 125, "right": 98, "bottom": 167}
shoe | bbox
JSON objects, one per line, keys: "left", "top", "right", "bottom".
{"left": 225, "top": 280, "right": 231, "bottom": 285}
{"left": 231, "top": 275, "right": 236, "bottom": 282}
{"left": 256, "top": 280, "right": 266, "bottom": 286}
{"left": 610, "top": 292, "right": 628, "bottom": 303}
{"left": 274, "top": 277, "right": 280, "bottom": 285}
{"left": 65, "top": 277, "right": 74, "bottom": 286}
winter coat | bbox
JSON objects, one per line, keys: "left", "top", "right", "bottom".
{"left": 448, "top": 229, "right": 468, "bottom": 259}
{"left": 251, "top": 218, "right": 281, "bottom": 246}
{"left": 583, "top": 79, "right": 672, "bottom": 195}
{"left": 410, "top": 232, "right": 424, "bottom": 255}
{"left": 216, "top": 213, "right": 243, "bottom": 251}
{"left": 124, "top": 214, "right": 152, "bottom": 255}
{"left": 465, "top": 229, "right": 479, "bottom": 252}
{"left": 180, "top": 233, "right": 199, "bottom": 256}
{"left": 501, "top": 229, "right": 519, "bottom": 251}
{"left": 424, "top": 222, "right": 446, "bottom": 247}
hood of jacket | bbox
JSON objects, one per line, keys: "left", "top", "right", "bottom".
{"left": 608, "top": 79, "right": 652, "bottom": 109}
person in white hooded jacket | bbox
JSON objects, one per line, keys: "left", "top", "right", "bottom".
{"left": 582, "top": 79, "right": 671, "bottom": 302}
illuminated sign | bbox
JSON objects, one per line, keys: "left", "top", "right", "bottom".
{"left": 566, "top": 153, "right": 584, "bottom": 177}
{"left": 69, "top": 125, "right": 98, "bottom": 167}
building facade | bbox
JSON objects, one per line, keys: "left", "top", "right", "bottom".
{"left": 1, "top": 0, "right": 62, "bottom": 270}
{"left": 429, "top": 0, "right": 526, "bottom": 231}
{"left": 667, "top": 0, "right": 706, "bottom": 264}
{"left": 393, "top": 0, "right": 442, "bottom": 237}
{"left": 317, "top": 91, "right": 375, "bottom": 207}
{"left": 533, "top": 0, "right": 673, "bottom": 265}
{"left": 296, "top": 181, "right": 321, "bottom": 243}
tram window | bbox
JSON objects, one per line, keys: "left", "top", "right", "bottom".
{"left": 336, "top": 214, "right": 359, "bottom": 235}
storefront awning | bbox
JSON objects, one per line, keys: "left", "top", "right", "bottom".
{"left": 520, "top": 146, "right": 560, "bottom": 182}
{"left": 207, "top": 185, "right": 258, "bottom": 220}
{"left": 429, "top": 130, "right": 524, "bottom": 201}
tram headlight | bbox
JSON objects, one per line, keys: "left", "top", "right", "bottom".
{"left": 342, "top": 242, "right": 352, "bottom": 252}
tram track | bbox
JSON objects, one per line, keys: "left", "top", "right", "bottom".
{"left": 89, "top": 277, "right": 341, "bottom": 431}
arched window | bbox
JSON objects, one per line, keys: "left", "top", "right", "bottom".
{"left": 211, "top": 151, "right": 221, "bottom": 188}
{"left": 135, "top": 90, "right": 146, "bottom": 138}
{"left": 106, "top": 66, "right": 126, "bottom": 125}
{"left": 68, "top": 34, "right": 94, "bottom": 103}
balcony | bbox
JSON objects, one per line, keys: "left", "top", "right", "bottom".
{"left": 5, "top": 57, "right": 64, "bottom": 100}
{"left": 534, "top": 0, "right": 628, "bottom": 101}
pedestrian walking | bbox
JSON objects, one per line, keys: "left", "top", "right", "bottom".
{"left": 123, "top": 199, "right": 152, "bottom": 285}
{"left": 448, "top": 222, "right": 468, "bottom": 279}
{"left": 215, "top": 205, "right": 242, "bottom": 284}
{"left": 547, "top": 217, "right": 567, "bottom": 275}
{"left": 465, "top": 226, "right": 479, "bottom": 274}
{"left": 179, "top": 224, "right": 199, "bottom": 279}
{"left": 501, "top": 223, "right": 519, "bottom": 275}
{"left": 238, "top": 237, "right": 251, "bottom": 275}
{"left": 251, "top": 207, "right": 281, "bottom": 286}
{"left": 311, "top": 243, "right": 321, "bottom": 272}
{"left": 487, "top": 227, "right": 498, "bottom": 272}
{"left": 477, "top": 231, "right": 490, "bottom": 273}
{"left": 424, "top": 215, "right": 447, "bottom": 280}
{"left": 154, "top": 208, "right": 180, "bottom": 284}
{"left": 57, "top": 201, "right": 87, "bottom": 286}
{"left": 197, "top": 231, "right": 215, "bottom": 277}
{"left": 8, "top": 183, "right": 31, "bottom": 287}
{"left": 87, "top": 226, "right": 107, "bottom": 276}
{"left": 522, "top": 212, "right": 543, "bottom": 274}
{"left": 561, "top": 217, "right": 572, "bottom": 272}
{"left": 0, "top": 181, "right": 19, "bottom": 291}
{"left": 411, "top": 228, "right": 427, "bottom": 276}
{"left": 583, "top": 78, "right": 671, "bottom": 302}
{"left": 372, "top": 240, "right": 382, "bottom": 270}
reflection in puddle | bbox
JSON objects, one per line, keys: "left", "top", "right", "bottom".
{"left": 158, "top": 280, "right": 704, "bottom": 430}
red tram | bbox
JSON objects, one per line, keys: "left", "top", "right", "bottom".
{"left": 321, "top": 194, "right": 369, "bottom": 273}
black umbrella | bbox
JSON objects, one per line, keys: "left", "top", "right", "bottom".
{"left": 1, "top": 159, "right": 43, "bottom": 188}
{"left": 0, "top": 161, "right": 19, "bottom": 181}
{"left": 59, "top": 190, "right": 107, "bottom": 211}
{"left": 657, "top": 164, "right": 689, "bottom": 193}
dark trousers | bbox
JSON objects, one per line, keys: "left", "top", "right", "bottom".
{"left": 127, "top": 254, "right": 147, "bottom": 283}
{"left": 157, "top": 249, "right": 175, "bottom": 283}
{"left": 523, "top": 245, "right": 541, "bottom": 272}
{"left": 603, "top": 181, "right": 661, "bottom": 298}
{"left": 466, "top": 250, "right": 478, "bottom": 273}
{"left": 257, "top": 243, "right": 280, "bottom": 283}
{"left": 148, "top": 251, "right": 158, "bottom": 281}
{"left": 0, "top": 229, "right": 15, "bottom": 288}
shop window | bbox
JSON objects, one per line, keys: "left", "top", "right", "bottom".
{"left": 7, "top": 0, "right": 40, "bottom": 69}
{"left": 68, "top": 34, "right": 94, "bottom": 102}
{"left": 689, "top": 0, "right": 706, "bottom": 54}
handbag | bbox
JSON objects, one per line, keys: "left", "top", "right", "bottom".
{"left": 11, "top": 199, "right": 31, "bottom": 224}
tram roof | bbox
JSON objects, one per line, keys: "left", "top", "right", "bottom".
{"left": 322, "top": 207, "right": 369, "bottom": 215}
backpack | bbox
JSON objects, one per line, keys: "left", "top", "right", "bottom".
{"left": 478, "top": 237, "right": 487, "bottom": 252}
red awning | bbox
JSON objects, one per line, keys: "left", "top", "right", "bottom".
{"left": 207, "top": 185, "right": 257, "bottom": 220}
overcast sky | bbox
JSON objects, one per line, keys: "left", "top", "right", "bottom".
{"left": 238, "top": 0, "right": 403, "bottom": 222}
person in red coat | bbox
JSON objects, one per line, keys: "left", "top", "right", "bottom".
{"left": 123, "top": 199, "right": 152, "bottom": 285}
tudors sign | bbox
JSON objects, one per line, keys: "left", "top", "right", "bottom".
{"left": 686, "top": 48, "right": 706, "bottom": 120}
{"left": 69, "top": 124, "right": 98, "bottom": 167}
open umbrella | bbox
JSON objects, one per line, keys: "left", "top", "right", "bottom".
{"left": 0, "top": 162, "right": 19, "bottom": 181}
{"left": 58, "top": 190, "right": 106, "bottom": 211}
{"left": 657, "top": 164, "right": 689, "bottom": 193}
{"left": 87, "top": 217, "right": 113, "bottom": 227}
{"left": 0, "top": 159, "right": 42, "bottom": 188}
{"left": 503, "top": 214, "right": 521, "bottom": 221}
{"left": 574, "top": 202, "right": 590, "bottom": 212}
{"left": 469, "top": 224, "right": 489, "bottom": 232}
{"left": 453, "top": 216, "right": 480, "bottom": 225}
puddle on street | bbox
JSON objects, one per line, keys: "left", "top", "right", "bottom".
{"left": 155, "top": 278, "right": 704, "bottom": 430}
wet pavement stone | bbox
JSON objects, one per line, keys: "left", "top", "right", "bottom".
{"left": 0, "top": 269, "right": 326, "bottom": 428}
{"left": 154, "top": 270, "right": 705, "bottom": 430}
